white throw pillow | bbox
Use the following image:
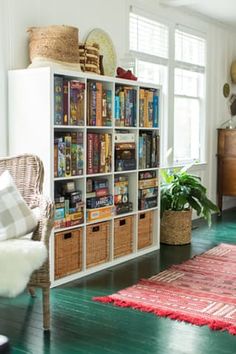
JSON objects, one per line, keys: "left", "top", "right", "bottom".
{"left": 0, "top": 170, "right": 38, "bottom": 241}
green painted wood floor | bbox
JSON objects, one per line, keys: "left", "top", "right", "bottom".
{"left": 1, "top": 209, "right": 236, "bottom": 354}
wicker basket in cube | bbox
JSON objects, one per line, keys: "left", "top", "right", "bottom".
{"left": 114, "top": 216, "right": 133, "bottom": 258}
{"left": 86, "top": 221, "right": 110, "bottom": 268}
{"left": 55, "top": 228, "right": 83, "bottom": 279}
{"left": 138, "top": 211, "right": 153, "bottom": 249}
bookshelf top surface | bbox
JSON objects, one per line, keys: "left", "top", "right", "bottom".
{"left": 9, "top": 66, "right": 161, "bottom": 90}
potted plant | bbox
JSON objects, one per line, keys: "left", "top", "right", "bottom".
{"left": 160, "top": 166, "right": 219, "bottom": 245}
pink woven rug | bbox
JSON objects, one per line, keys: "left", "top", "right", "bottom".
{"left": 94, "top": 243, "right": 236, "bottom": 335}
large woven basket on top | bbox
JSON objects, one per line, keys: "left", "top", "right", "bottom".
{"left": 160, "top": 209, "right": 192, "bottom": 245}
{"left": 27, "top": 25, "right": 81, "bottom": 70}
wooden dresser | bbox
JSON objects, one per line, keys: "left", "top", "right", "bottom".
{"left": 217, "top": 128, "right": 236, "bottom": 210}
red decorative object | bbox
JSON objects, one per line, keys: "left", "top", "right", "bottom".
{"left": 94, "top": 243, "right": 236, "bottom": 336}
{"left": 116, "top": 67, "right": 137, "bottom": 81}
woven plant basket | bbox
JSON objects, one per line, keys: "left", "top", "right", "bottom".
{"left": 27, "top": 25, "right": 81, "bottom": 70}
{"left": 160, "top": 209, "right": 192, "bottom": 245}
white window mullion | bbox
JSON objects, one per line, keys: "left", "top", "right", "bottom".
{"left": 166, "top": 23, "right": 175, "bottom": 167}
{"left": 130, "top": 50, "right": 168, "bottom": 67}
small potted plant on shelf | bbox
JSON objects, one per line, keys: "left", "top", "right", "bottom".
{"left": 160, "top": 165, "right": 219, "bottom": 245}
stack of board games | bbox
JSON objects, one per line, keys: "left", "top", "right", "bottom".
{"left": 139, "top": 131, "right": 160, "bottom": 169}
{"left": 114, "top": 85, "right": 137, "bottom": 127}
{"left": 138, "top": 171, "right": 158, "bottom": 210}
{"left": 114, "top": 132, "right": 136, "bottom": 171}
{"left": 87, "top": 81, "right": 112, "bottom": 126}
{"left": 86, "top": 178, "right": 113, "bottom": 222}
{"left": 87, "top": 132, "right": 112, "bottom": 174}
{"left": 54, "top": 131, "right": 83, "bottom": 177}
{"left": 54, "top": 181, "right": 84, "bottom": 229}
{"left": 114, "top": 175, "right": 133, "bottom": 215}
{"left": 54, "top": 76, "right": 85, "bottom": 126}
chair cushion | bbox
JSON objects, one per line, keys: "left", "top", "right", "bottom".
{"left": 0, "top": 170, "right": 38, "bottom": 241}
{"left": 0, "top": 239, "right": 47, "bottom": 297}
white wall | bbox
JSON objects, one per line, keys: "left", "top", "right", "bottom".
{"left": 1, "top": 0, "right": 236, "bottom": 208}
{"left": 0, "top": 1, "right": 8, "bottom": 156}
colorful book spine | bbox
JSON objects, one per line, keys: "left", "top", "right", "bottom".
{"left": 139, "top": 89, "right": 145, "bottom": 127}
{"left": 77, "top": 132, "right": 84, "bottom": 174}
{"left": 153, "top": 93, "right": 159, "bottom": 128}
{"left": 63, "top": 79, "right": 69, "bottom": 125}
{"left": 139, "top": 136, "right": 144, "bottom": 169}
{"left": 90, "top": 82, "right": 97, "bottom": 126}
{"left": 105, "top": 134, "right": 112, "bottom": 172}
{"left": 65, "top": 136, "right": 72, "bottom": 177}
{"left": 69, "top": 80, "right": 85, "bottom": 126}
{"left": 119, "top": 90, "right": 125, "bottom": 126}
{"left": 93, "top": 133, "right": 100, "bottom": 174}
{"left": 58, "top": 140, "right": 66, "bottom": 177}
{"left": 115, "top": 95, "right": 120, "bottom": 122}
{"left": 99, "top": 134, "right": 106, "bottom": 173}
{"left": 96, "top": 82, "right": 102, "bottom": 126}
{"left": 54, "top": 76, "right": 63, "bottom": 125}
{"left": 87, "top": 133, "right": 94, "bottom": 174}
{"left": 54, "top": 140, "right": 58, "bottom": 177}
{"left": 71, "top": 132, "right": 77, "bottom": 176}
{"left": 105, "top": 89, "right": 112, "bottom": 126}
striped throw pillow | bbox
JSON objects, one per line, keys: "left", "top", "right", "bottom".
{"left": 0, "top": 170, "right": 38, "bottom": 241}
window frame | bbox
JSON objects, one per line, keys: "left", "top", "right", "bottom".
{"left": 128, "top": 10, "right": 207, "bottom": 168}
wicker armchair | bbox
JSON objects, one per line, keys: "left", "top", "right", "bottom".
{"left": 0, "top": 154, "right": 54, "bottom": 330}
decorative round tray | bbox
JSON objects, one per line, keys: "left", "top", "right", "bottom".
{"left": 85, "top": 28, "right": 117, "bottom": 77}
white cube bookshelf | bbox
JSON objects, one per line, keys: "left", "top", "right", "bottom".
{"left": 8, "top": 67, "right": 162, "bottom": 287}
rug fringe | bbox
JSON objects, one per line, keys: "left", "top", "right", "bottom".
{"left": 93, "top": 296, "right": 236, "bottom": 335}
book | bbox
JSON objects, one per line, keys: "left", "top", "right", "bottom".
{"left": 104, "top": 89, "right": 112, "bottom": 126}
{"left": 58, "top": 140, "right": 65, "bottom": 177}
{"left": 99, "top": 134, "right": 106, "bottom": 173}
{"left": 63, "top": 78, "right": 69, "bottom": 125}
{"left": 114, "top": 133, "right": 135, "bottom": 143}
{"left": 86, "top": 195, "right": 113, "bottom": 209}
{"left": 87, "top": 205, "right": 113, "bottom": 222}
{"left": 54, "top": 76, "right": 63, "bottom": 125}
{"left": 87, "top": 133, "right": 94, "bottom": 174}
{"left": 153, "top": 92, "right": 159, "bottom": 128}
{"left": 69, "top": 80, "right": 85, "bottom": 126}
{"left": 138, "top": 178, "right": 158, "bottom": 189}
{"left": 140, "top": 88, "right": 145, "bottom": 127}
{"left": 96, "top": 82, "right": 102, "bottom": 126}
{"left": 88, "top": 81, "right": 97, "bottom": 126}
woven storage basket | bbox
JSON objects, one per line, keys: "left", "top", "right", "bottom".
{"left": 55, "top": 228, "right": 83, "bottom": 279}
{"left": 160, "top": 209, "right": 192, "bottom": 245}
{"left": 86, "top": 221, "right": 110, "bottom": 268}
{"left": 27, "top": 25, "right": 81, "bottom": 69}
{"left": 114, "top": 216, "right": 133, "bottom": 258}
{"left": 138, "top": 211, "right": 153, "bottom": 249}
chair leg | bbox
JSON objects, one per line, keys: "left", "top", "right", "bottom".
{"left": 42, "top": 287, "right": 50, "bottom": 331}
{"left": 28, "top": 287, "right": 36, "bottom": 297}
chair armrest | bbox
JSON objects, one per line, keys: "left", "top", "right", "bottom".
{"left": 32, "top": 194, "right": 54, "bottom": 248}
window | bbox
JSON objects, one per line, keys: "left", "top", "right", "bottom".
{"left": 129, "top": 12, "right": 169, "bottom": 90}
{"left": 136, "top": 60, "right": 168, "bottom": 92}
{"left": 129, "top": 11, "right": 206, "bottom": 166}
{"left": 130, "top": 13, "right": 168, "bottom": 59}
{"left": 174, "top": 29, "right": 206, "bottom": 163}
